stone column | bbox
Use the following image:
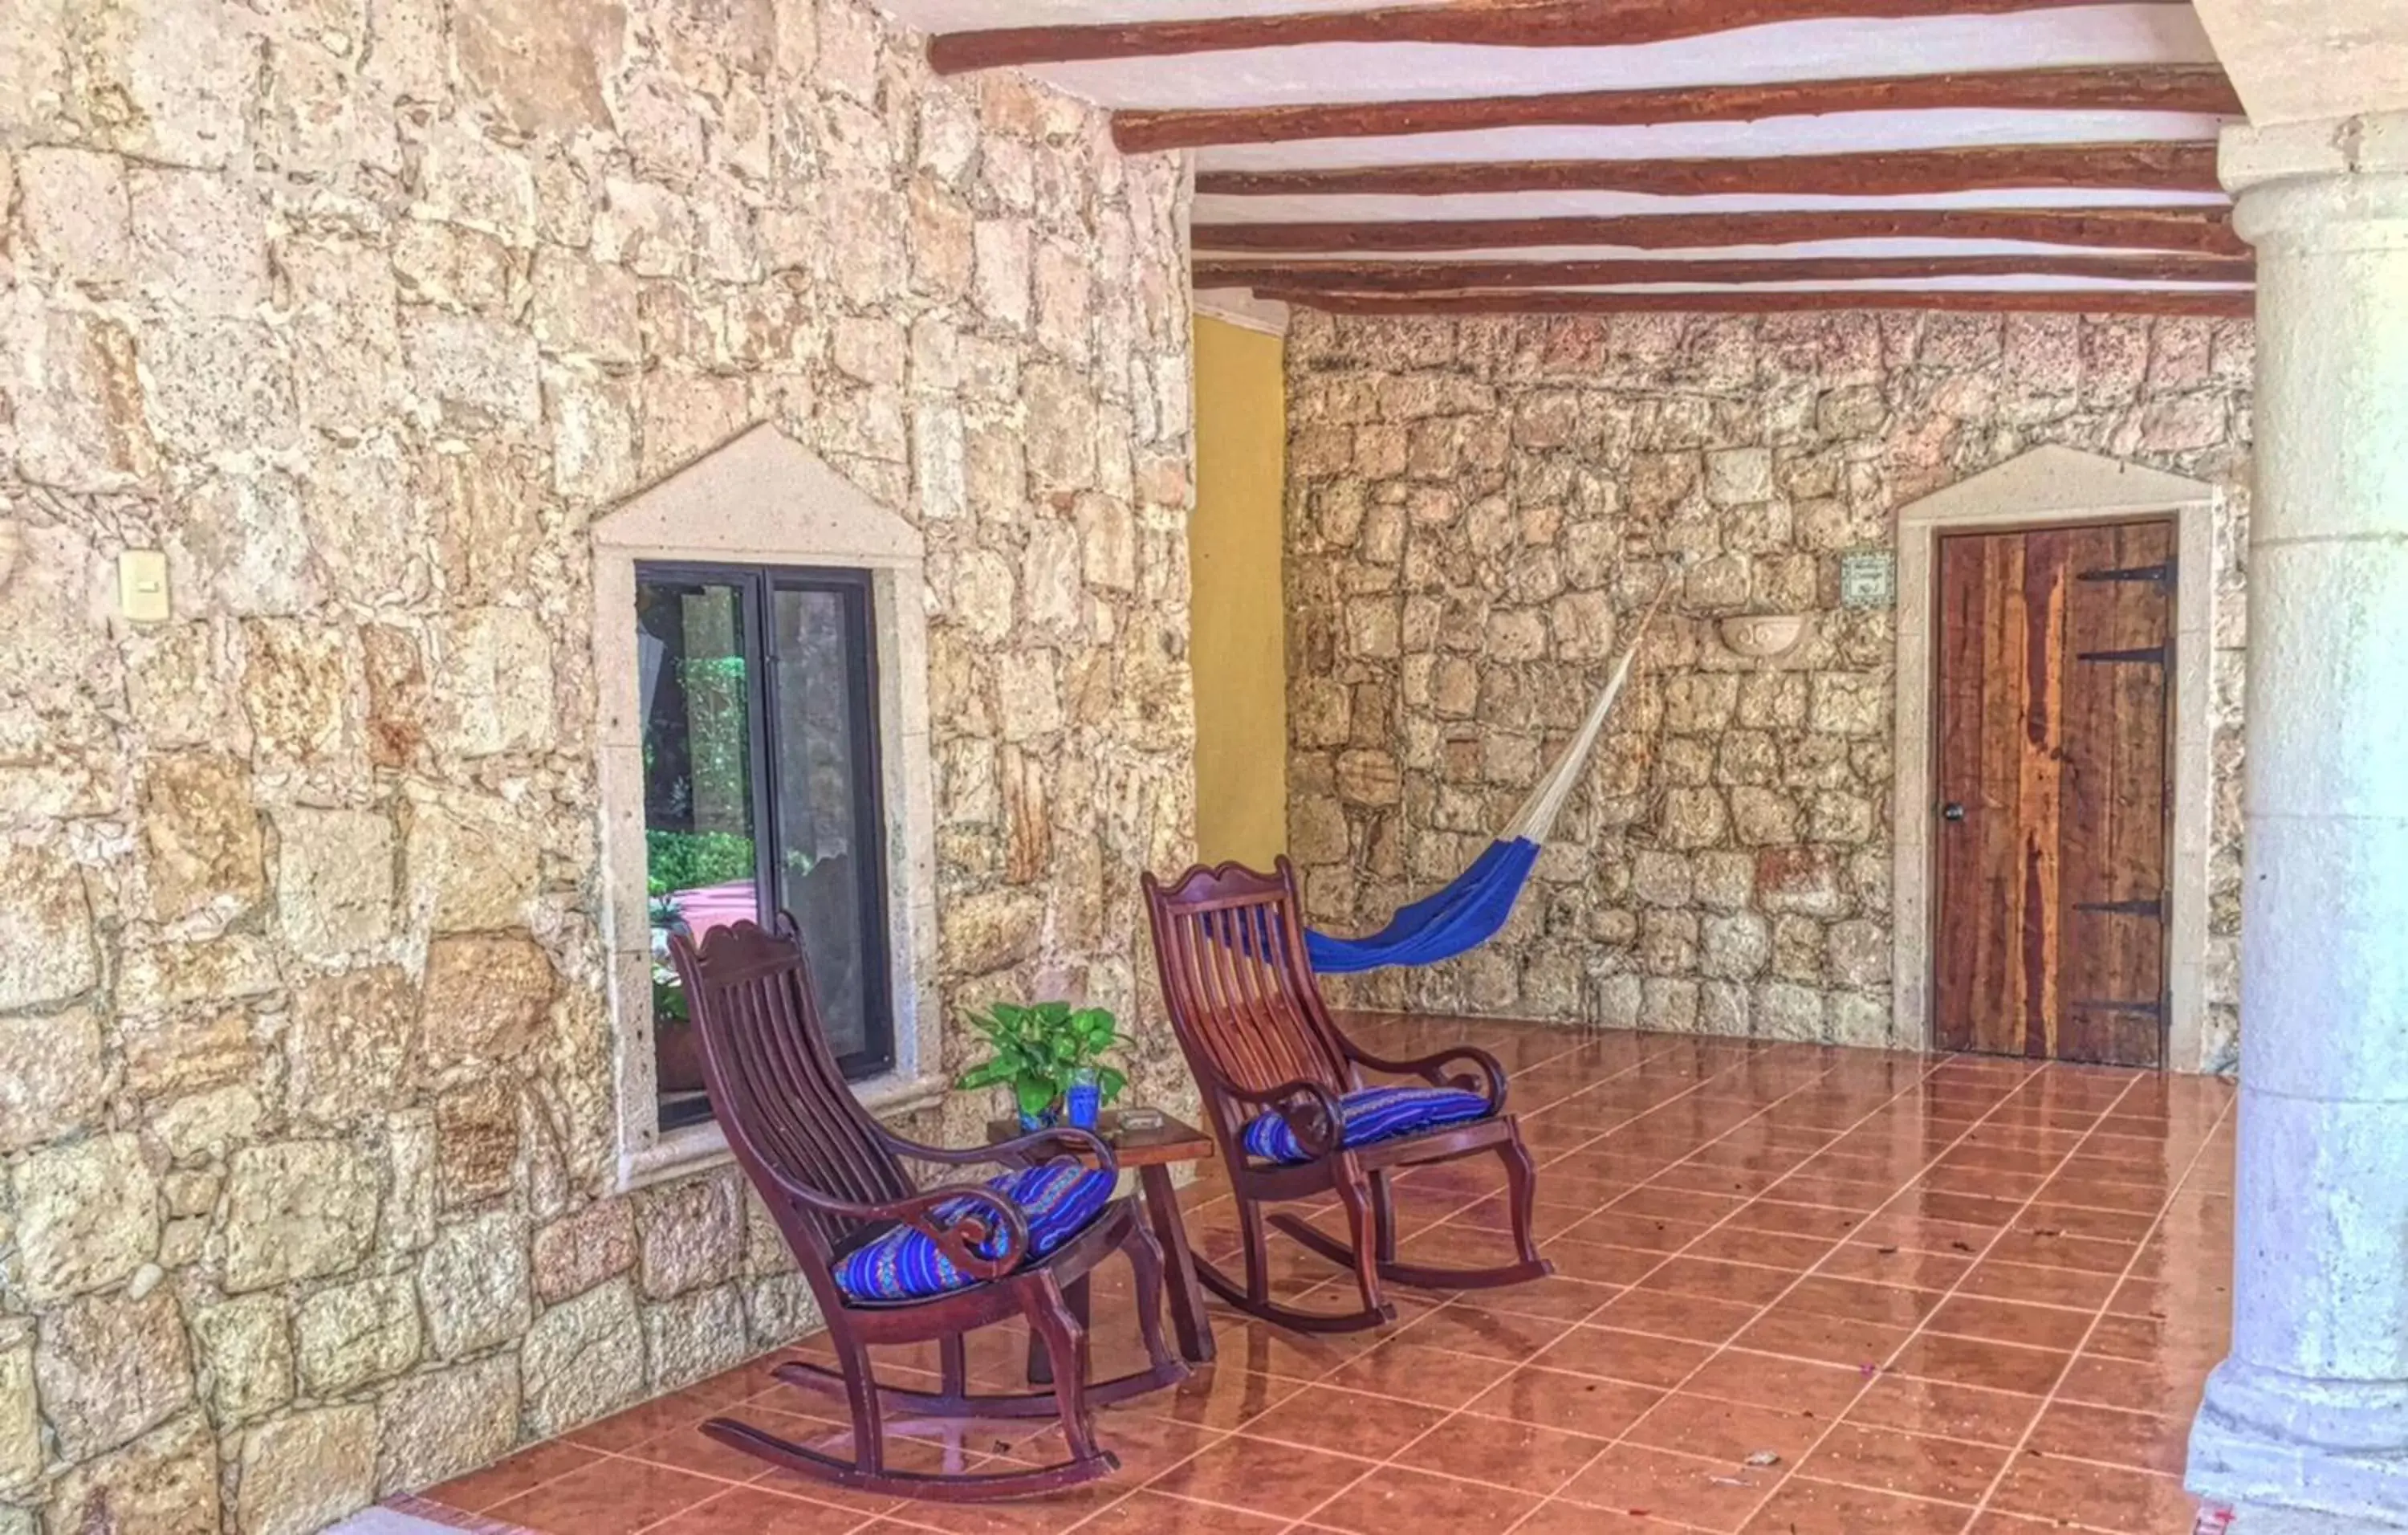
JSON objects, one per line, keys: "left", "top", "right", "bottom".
{"left": 2186, "top": 114, "right": 2408, "bottom": 1533}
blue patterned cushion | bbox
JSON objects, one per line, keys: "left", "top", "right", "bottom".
{"left": 832, "top": 1162, "right": 1114, "bottom": 1305}
{"left": 1240, "top": 1085, "right": 1493, "bottom": 1165}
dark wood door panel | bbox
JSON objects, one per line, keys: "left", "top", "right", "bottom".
{"left": 1934, "top": 520, "right": 2171, "bottom": 1067}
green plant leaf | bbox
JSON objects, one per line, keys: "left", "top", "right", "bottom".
{"left": 1014, "top": 1076, "right": 1056, "bottom": 1118}
{"left": 962, "top": 995, "right": 1135, "bottom": 1120}
{"left": 955, "top": 1059, "right": 1014, "bottom": 1091}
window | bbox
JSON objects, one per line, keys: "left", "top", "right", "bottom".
{"left": 594, "top": 425, "right": 943, "bottom": 1188}
{"left": 638, "top": 562, "right": 895, "bottom": 1126}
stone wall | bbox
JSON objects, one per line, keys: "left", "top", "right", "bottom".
{"left": 1284, "top": 310, "right": 2248, "bottom": 1069}
{"left": 0, "top": 0, "right": 1194, "bottom": 1529}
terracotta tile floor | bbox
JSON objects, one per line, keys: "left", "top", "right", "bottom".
{"left": 397, "top": 1015, "right": 2235, "bottom": 1535}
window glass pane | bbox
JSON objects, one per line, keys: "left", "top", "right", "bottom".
{"left": 637, "top": 576, "right": 758, "bottom": 1122}
{"left": 769, "top": 584, "right": 885, "bottom": 1069}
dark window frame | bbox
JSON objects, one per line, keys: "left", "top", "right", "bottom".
{"left": 637, "top": 560, "right": 897, "bottom": 1096}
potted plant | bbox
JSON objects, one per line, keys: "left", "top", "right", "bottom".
{"left": 956, "top": 1001, "right": 1129, "bottom": 1130}
{"left": 649, "top": 895, "right": 708, "bottom": 1094}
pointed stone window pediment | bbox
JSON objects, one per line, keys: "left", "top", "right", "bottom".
{"left": 1898, "top": 445, "right": 2215, "bottom": 526}
{"left": 594, "top": 424, "right": 925, "bottom": 567}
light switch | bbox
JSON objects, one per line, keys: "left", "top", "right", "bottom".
{"left": 118, "top": 549, "right": 170, "bottom": 622}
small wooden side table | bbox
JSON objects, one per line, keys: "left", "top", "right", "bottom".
{"left": 985, "top": 1108, "right": 1218, "bottom": 1374}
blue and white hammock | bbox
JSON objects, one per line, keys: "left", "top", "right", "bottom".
{"left": 1304, "top": 602, "right": 1659, "bottom": 975}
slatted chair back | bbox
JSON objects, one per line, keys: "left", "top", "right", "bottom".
{"left": 668, "top": 915, "right": 913, "bottom": 1262}
{"left": 1142, "top": 859, "right": 1352, "bottom": 1137}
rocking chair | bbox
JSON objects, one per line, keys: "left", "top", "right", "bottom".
{"left": 668, "top": 915, "right": 1188, "bottom": 1502}
{"left": 1141, "top": 858, "right": 1552, "bottom": 1332}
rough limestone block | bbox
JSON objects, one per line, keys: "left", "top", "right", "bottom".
{"left": 1704, "top": 446, "right": 1777, "bottom": 507}
{"left": 744, "top": 1272, "right": 821, "bottom": 1346}
{"left": 16, "top": 148, "right": 132, "bottom": 283}
{"left": 283, "top": 233, "right": 405, "bottom": 435}
{"left": 428, "top": 608, "right": 555, "bottom": 758}
{"left": 127, "top": 169, "right": 270, "bottom": 316}
{"left": 376, "top": 1355, "right": 520, "bottom": 1496}
{"left": 520, "top": 1280, "right": 645, "bottom": 1436}
{"left": 284, "top": 967, "right": 417, "bottom": 1126}
{"left": 35, "top": 1289, "right": 195, "bottom": 1461}
{"left": 1754, "top": 981, "right": 1827, "bottom": 1041}
{"left": 0, "top": 1325, "right": 40, "bottom": 1490}
{"left": 10, "top": 1133, "right": 157, "bottom": 1304}
{"left": 43, "top": 1415, "right": 218, "bottom": 1535}
{"left": 531, "top": 1201, "right": 637, "bottom": 1305}
{"left": 419, "top": 934, "right": 553, "bottom": 1065}
{"left": 171, "top": 471, "right": 318, "bottom": 616}
{"left": 643, "top": 1285, "right": 748, "bottom": 1392}
{"left": 433, "top": 1081, "right": 519, "bottom": 1211}
{"left": 0, "top": 1006, "right": 108, "bottom": 1152}
{"left": 191, "top": 1295, "right": 293, "bottom": 1430}
{"left": 240, "top": 621, "right": 366, "bottom": 779}
{"left": 294, "top": 1276, "right": 421, "bottom": 1399}
{"left": 418, "top": 1211, "right": 531, "bottom": 1360}
{"left": 403, "top": 312, "right": 542, "bottom": 425}
{"left": 383, "top": 1110, "right": 439, "bottom": 1254}
{"left": 139, "top": 752, "right": 266, "bottom": 921}
{"left": 270, "top": 808, "right": 396, "bottom": 959}
{"left": 222, "top": 1142, "right": 380, "bottom": 1293}
{"left": 236, "top": 1406, "right": 375, "bottom": 1535}
{"left": 634, "top": 1171, "right": 744, "bottom": 1301}
{"left": 153, "top": 1084, "right": 264, "bottom": 1164}
{"left": 0, "top": 842, "right": 97, "bottom": 1012}
{"left": 138, "top": 317, "right": 298, "bottom": 458}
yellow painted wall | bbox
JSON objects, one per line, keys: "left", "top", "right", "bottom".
{"left": 1190, "top": 316, "right": 1289, "bottom": 869}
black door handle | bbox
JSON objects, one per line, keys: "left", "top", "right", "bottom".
{"left": 1942, "top": 802, "right": 1967, "bottom": 822}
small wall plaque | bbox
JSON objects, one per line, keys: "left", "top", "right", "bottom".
{"left": 1839, "top": 550, "right": 1894, "bottom": 609}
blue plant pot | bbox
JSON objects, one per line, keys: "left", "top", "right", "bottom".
{"left": 1017, "top": 1105, "right": 1057, "bottom": 1131}
{"left": 1064, "top": 1080, "right": 1102, "bottom": 1130}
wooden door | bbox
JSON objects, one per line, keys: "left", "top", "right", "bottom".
{"left": 1933, "top": 519, "right": 2173, "bottom": 1067}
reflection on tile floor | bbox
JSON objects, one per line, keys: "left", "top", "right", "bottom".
{"left": 396, "top": 1014, "right": 2235, "bottom": 1535}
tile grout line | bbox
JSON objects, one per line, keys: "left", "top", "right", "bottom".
{"left": 957, "top": 1027, "right": 1648, "bottom": 1535}
{"left": 404, "top": 1030, "right": 2229, "bottom": 1535}
{"left": 1062, "top": 1032, "right": 1802, "bottom": 1530}
{"left": 1373, "top": 1032, "right": 1855, "bottom": 1268}
{"left": 1719, "top": 1065, "right": 2159, "bottom": 1534}
{"left": 1482, "top": 1048, "right": 2025, "bottom": 1533}
{"left": 1041, "top": 1028, "right": 1720, "bottom": 1533}
{"left": 1956, "top": 1085, "right": 2241, "bottom": 1531}
{"left": 1278, "top": 1043, "right": 1950, "bottom": 1532}
{"left": 424, "top": 1046, "right": 1954, "bottom": 1534}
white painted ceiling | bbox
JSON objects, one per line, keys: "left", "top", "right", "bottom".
{"left": 876, "top": 1, "right": 2248, "bottom": 316}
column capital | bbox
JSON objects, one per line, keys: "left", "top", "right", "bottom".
{"left": 2223, "top": 114, "right": 2408, "bottom": 251}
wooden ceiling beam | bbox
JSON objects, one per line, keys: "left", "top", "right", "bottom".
{"left": 1194, "top": 141, "right": 2223, "bottom": 197}
{"left": 929, "top": 0, "right": 2190, "bottom": 74}
{"left": 1266, "top": 287, "right": 2255, "bottom": 316}
{"left": 1113, "top": 66, "right": 2242, "bottom": 152}
{"left": 1193, "top": 206, "right": 2247, "bottom": 255}
{"left": 1198, "top": 252, "right": 2254, "bottom": 291}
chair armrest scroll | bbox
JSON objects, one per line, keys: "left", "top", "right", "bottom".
{"left": 885, "top": 1182, "right": 1034, "bottom": 1282}
{"left": 755, "top": 1167, "right": 1035, "bottom": 1281}
{"left": 1341, "top": 1038, "right": 1508, "bottom": 1113}
{"left": 1222, "top": 1077, "right": 1347, "bottom": 1159}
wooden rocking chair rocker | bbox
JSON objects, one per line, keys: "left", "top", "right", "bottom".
{"left": 669, "top": 915, "right": 1188, "bottom": 1501}
{"left": 1141, "top": 858, "right": 1552, "bottom": 1332}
